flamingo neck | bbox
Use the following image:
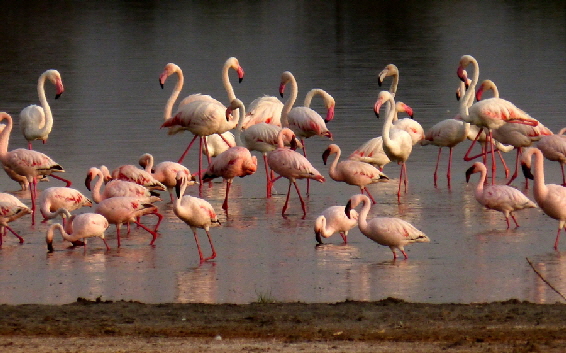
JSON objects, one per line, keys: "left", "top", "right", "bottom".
{"left": 381, "top": 95, "right": 396, "bottom": 147}
{"left": 356, "top": 195, "right": 371, "bottom": 235}
{"left": 459, "top": 59, "right": 479, "bottom": 123}
{"left": 164, "top": 68, "right": 184, "bottom": 121}
{"left": 281, "top": 75, "right": 298, "bottom": 128}
{"left": 37, "top": 72, "right": 54, "bottom": 134}
{"left": 234, "top": 101, "right": 246, "bottom": 147}
{"left": 389, "top": 72, "right": 399, "bottom": 96}
{"left": 474, "top": 167, "right": 486, "bottom": 200}
{"left": 303, "top": 88, "right": 324, "bottom": 108}
{"left": 0, "top": 113, "right": 12, "bottom": 159}
{"left": 328, "top": 148, "right": 341, "bottom": 180}
{"left": 143, "top": 154, "right": 154, "bottom": 173}
{"left": 47, "top": 223, "right": 78, "bottom": 245}
{"left": 91, "top": 169, "right": 105, "bottom": 204}
{"left": 531, "top": 149, "right": 548, "bottom": 202}
{"left": 315, "top": 216, "right": 331, "bottom": 238}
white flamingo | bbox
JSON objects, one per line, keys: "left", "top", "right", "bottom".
{"left": 465, "top": 162, "right": 537, "bottom": 229}
{"left": 314, "top": 205, "right": 359, "bottom": 244}
{"left": 46, "top": 212, "right": 110, "bottom": 252}
{"left": 345, "top": 194, "right": 429, "bottom": 260}
{"left": 20, "top": 69, "right": 64, "bottom": 150}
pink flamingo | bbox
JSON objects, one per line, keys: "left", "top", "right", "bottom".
{"left": 38, "top": 187, "right": 92, "bottom": 225}
{"left": 95, "top": 196, "right": 159, "bottom": 247}
{"left": 314, "top": 205, "right": 359, "bottom": 244}
{"left": 349, "top": 101, "right": 415, "bottom": 171}
{"left": 0, "top": 112, "right": 72, "bottom": 225}
{"left": 522, "top": 148, "right": 566, "bottom": 250}
{"left": 465, "top": 162, "right": 537, "bottom": 229}
{"left": 19, "top": 69, "right": 64, "bottom": 150}
{"left": 345, "top": 194, "right": 430, "bottom": 260}
{"left": 373, "top": 91, "right": 413, "bottom": 201}
{"left": 536, "top": 127, "right": 566, "bottom": 186}
{"left": 456, "top": 55, "right": 539, "bottom": 184}
{"left": 109, "top": 164, "right": 166, "bottom": 191}
{"left": 241, "top": 95, "right": 284, "bottom": 129}
{"left": 322, "top": 143, "right": 389, "bottom": 204}
{"left": 46, "top": 212, "right": 110, "bottom": 252}
{"left": 138, "top": 153, "right": 195, "bottom": 202}
{"left": 279, "top": 72, "right": 333, "bottom": 195}
{"left": 161, "top": 57, "right": 245, "bottom": 187}
{"left": 0, "top": 193, "right": 31, "bottom": 246}
{"left": 477, "top": 79, "right": 552, "bottom": 185}
{"left": 173, "top": 171, "right": 220, "bottom": 262}
{"left": 267, "top": 128, "right": 325, "bottom": 219}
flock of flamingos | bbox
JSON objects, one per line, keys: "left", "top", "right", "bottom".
{"left": 0, "top": 54, "right": 565, "bottom": 262}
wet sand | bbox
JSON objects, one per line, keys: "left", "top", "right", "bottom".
{"left": 1, "top": 298, "right": 565, "bottom": 352}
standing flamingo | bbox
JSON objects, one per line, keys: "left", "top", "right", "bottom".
{"left": 456, "top": 55, "right": 539, "bottom": 184}
{"left": 314, "top": 205, "right": 359, "bottom": 244}
{"left": 322, "top": 143, "right": 389, "bottom": 204}
{"left": 173, "top": 171, "right": 220, "bottom": 262}
{"left": 202, "top": 99, "right": 258, "bottom": 211}
{"left": 38, "top": 187, "right": 93, "bottom": 225}
{"left": 465, "top": 162, "right": 537, "bottom": 229}
{"left": 20, "top": 69, "right": 64, "bottom": 150}
{"left": 241, "top": 95, "right": 284, "bottom": 129}
{"left": 0, "top": 193, "right": 31, "bottom": 246}
{"left": 521, "top": 148, "right": 566, "bottom": 250}
{"left": 349, "top": 101, "right": 415, "bottom": 171}
{"left": 373, "top": 91, "right": 413, "bottom": 200}
{"left": 536, "top": 127, "right": 566, "bottom": 186}
{"left": 0, "top": 112, "right": 71, "bottom": 225}
{"left": 46, "top": 212, "right": 110, "bottom": 252}
{"left": 138, "top": 153, "right": 195, "bottom": 202}
{"left": 95, "top": 196, "right": 159, "bottom": 247}
{"left": 267, "top": 128, "right": 325, "bottom": 219}
{"left": 345, "top": 194, "right": 429, "bottom": 260}
{"left": 161, "top": 57, "right": 245, "bottom": 187}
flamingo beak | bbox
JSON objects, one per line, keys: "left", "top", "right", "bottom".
{"left": 464, "top": 166, "right": 474, "bottom": 183}
{"left": 457, "top": 66, "right": 468, "bottom": 83}
{"left": 55, "top": 79, "right": 64, "bottom": 99}
{"left": 374, "top": 100, "right": 384, "bottom": 118}
{"left": 345, "top": 200, "right": 353, "bottom": 219}
{"left": 279, "top": 83, "right": 286, "bottom": 98}
{"left": 315, "top": 230, "right": 323, "bottom": 245}
{"left": 237, "top": 66, "right": 245, "bottom": 83}
{"left": 521, "top": 163, "right": 534, "bottom": 180}
{"left": 325, "top": 106, "right": 335, "bottom": 123}
{"left": 85, "top": 173, "right": 93, "bottom": 191}
{"left": 322, "top": 148, "right": 331, "bottom": 165}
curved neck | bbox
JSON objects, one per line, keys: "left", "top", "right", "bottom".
{"left": 356, "top": 196, "right": 371, "bottom": 234}
{"left": 459, "top": 60, "right": 479, "bottom": 122}
{"left": 37, "top": 73, "right": 54, "bottom": 132}
{"left": 47, "top": 223, "right": 79, "bottom": 244}
{"left": 91, "top": 168, "right": 105, "bottom": 203}
{"left": 531, "top": 149, "right": 548, "bottom": 201}
{"left": 328, "top": 148, "right": 341, "bottom": 180}
{"left": 0, "top": 114, "right": 12, "bottom": 159}
{"left": 142, "top": 154, "right": 154, "bottom": 173}
{"left": 222, "top": 62, "right": 237, "bottom": 103}
{"left": 234, "top": 101, "right": 246, "bottom": 147}
{"left": 474, "top": 166, "right": 486, "bottom": 198}
{"left": 382, "top": 95, "right": 396, "bottom": 146}
{"left": 164, "top": 68, "right": 183, "bottom": 121}
{"left": 281, "top": 76, "right": 298, "bottom": 128}
{"left": 389, "top": 72, "right": 399, "bottom": 96}
{"left": 317, "top": 217, "right": 333, "bottom": 238}
{"left": 303, "top": 88, "right": 323, "bottom": 108}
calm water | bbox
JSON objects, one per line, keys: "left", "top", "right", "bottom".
{"left": 0, "top": 1, "right": 566, "bottom": 304}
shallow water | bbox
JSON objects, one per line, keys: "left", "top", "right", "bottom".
{"left": 0, "top": 2, "right": 566, "bottom": 304}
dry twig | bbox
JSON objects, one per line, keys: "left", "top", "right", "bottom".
{"left": 526, "top": 257, "right": 566, "bottom": 302}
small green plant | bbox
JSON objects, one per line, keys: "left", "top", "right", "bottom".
{"left": 255, "top": 289, "right": 277, "bottom": 303}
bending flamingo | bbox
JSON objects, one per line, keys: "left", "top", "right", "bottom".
{"left": 536, "top": 127, "right": 566, "bottom": 186}
{"left": 173, "top": 171, "right": 220, "bottom": 262}
{"left": 345, "top": 194, "right": 429, "bottom": 260}
{"left": 0, "top": 112, "right": 71, "bottom": 225}
{"left": 373, "top": 91, "right": 413, "bottom": 200}
{"left": 0, "top": 193, "right": 31, "bottom": 246}
{"left": 267, "top": 128, "right": 325, "bottom": 219}
{"left": 38, "top": 187, "right": 93, "bottom": 225}
{"left": 456, "top": 55, "right": 539, "bottom": 184}
{"left": 314, "top": 205, "right": 359, "bottom": 244}
{"left": 46, "top": 212, "right": 110, "bottom": 252}
{"left": 161, "top": 57, "right": 245, "bottom": 187}
{"left": 322, "top": 143, "right": 389, "bottom": 204}
{"left": 522, "top": 148, "right": 566, "bottom": 250}
{"left": 465, "top": 162, "right": 536, "bottom": 229}
{"left": 138, "top": 153, "right": 195, "bottom": 202}
{"left": 20, "top": 69, "right": 64, "bottom": 150}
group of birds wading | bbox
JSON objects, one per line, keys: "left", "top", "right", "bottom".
{"left": 0, "top": 54, "right": 565, "bottom": 262}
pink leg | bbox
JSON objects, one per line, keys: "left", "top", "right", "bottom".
{"left": 507, "top": 148, "right": 521, "bottom": 185}
{"left": 198, "top": 137, "right": 204, "bottom": 196}
{"left": 5, "top": 225, "right": 24, "bottom": 243}
{"left": 51, "top": 174, "right": 72, "bottom": 187}
{"left": 397, "top": 164, "right": 403, "bottom": 201}
{"left": 401, "top": 249, "right": 408, "bottom": 259}
{"left": 178, "top": 135, "right": 198, "bottom": 164}
{"left": 192, "top": 228, "right": 205, "bottom": 262}
{"left": 403, "top": 163, "right": 408, "bottom": 192}
{"left": 293, "top": 181, "right": 307, "bottom": 219}
{"left": 488, "top": 130, "right": 497, "bottom": 184}
{"left": 282, "top": 182, "right": 293, "bottom": 216}
{"left": 152, "top": 210, "right": 164, "bottom": 232}
{"left": 219, "top": 133, "right": 234, "bottom": 148}
{"left": 464, "top": 128, "right": 484, "bottom": 161}
{"left": 222, "top": 180, "right": 232, "bottom": 211}
{"left": 447, "top": 147, "right": 453, "bottom": 189}
{"left": 433, "top": 147, "right": 442, "bottom": 187}
{"left": 511, "top": 213, "right": 519, "bottom": 228}
{"left": 134, "top": 220, "right": 158, "bottom": 245}
{"left": 30, "top": 178, "right": 38, "bottom": 226}
{"left": 497, "top": 150, "right": 510, "bottom": 179}
{"left": 561, "top": 163, "right": 566, "bottom": 187}
{"left": 361, "top": 186, "right": 376, "bottom": 204}
{"left": 203, "top": 229, "right": 217, "bottom": 261}
{"left": 28, "top": 142, "right": 33, "bottom": 150}
{"left": 339, "top": 232, "right": 347, "bottom": 243}
{"left": 263, "top": 154, "right": 272, "bottom": 198}
{"left": 300, "top": 139, "right": 311, "bottom": 196}
{"left": 116, "top": 225, "right": 122, "bottom": 248}
{"left": 554, "top": 227, "right": 563, "bottom": 250}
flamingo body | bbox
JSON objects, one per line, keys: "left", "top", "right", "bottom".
{"left": 46, "top": 213, "right": 110, "bottom": 252}
{"left": 38, "top": 187, "right": 93, "bottom": 222}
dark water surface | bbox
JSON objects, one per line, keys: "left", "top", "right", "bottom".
{"left": 0, "top": 2, "right": 566, "bottom": 304}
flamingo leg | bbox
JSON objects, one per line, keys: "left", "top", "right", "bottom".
{"left": 203, "top": 228, "right": 217, "bottom": 261}
{"left": 282, "top": 182, "right": 293, "bottom": 216}
{"left": 361, "top": 186, "right": 376, "bottom": 204}
{"left": 489, "top": 130, "right": 497, "bottom": 184}
{"left": 507, "top": 148, "right": 522, "bottom": 185}
{"left": 50, "top": 173, "right": 72, "bottom": 187}
{"left": 135, "top": 220, "right": 158, "bottom": 245}
{"left": 403, "top": 163, "right": 409, "bottom": 193}
{"left": 191, "top": 228, "right": 205, "bottom": 262}
{"left": 339, "top": 232, "right": 347, "bottom": 243}
{"left": 561, "top": 163, "right": 566, "bottom": 187}
{"left": 222, "top": 180, "right": 232, "bottom": 211}
{"left": 178, "top": 135, "right": 198, "bottom": 164}
{"left": 497, "top": 150, "right": 510, "bottom": 179}
{"left": 397, "top": 164, "right": 403, "bottom": 201}
{"left": 263, "top": 154, "right": 272, "bottom": 198}
{"left": 198, "top": 137, "right": 204, "bottom": 196}
{"left": 464, "top": 128, "right": 484, "bottom": 162}
{"left": 433, "top": 147, "right": 442, "bottom": 187}
{"left": 511, "top": 213, "right": 519, "bottom": 228}
{"left": 219, "top": 133, "right": 233, "bottom": 148}
{"left": 152, "top": 210, "right": 164, "bottom": 232}
{"left": 554, "top": 227, "right": 563, "bottom": 250}
{"left": 116, "top": 225, "right": 122, "bottom": 248}
{"left": 102, "top": 238, "right": 110, "bottom": 251}
{"left": 401, "top": 249, "right": 408, "bottom": 259}
{"left": 4, "top": 225, "right": 24, "bottom": 243}
{"left": 293, "top": 181, "right": 307, "bottom": 219}
{"left": 30, "top": 177, "right": 38, "bottom": 226}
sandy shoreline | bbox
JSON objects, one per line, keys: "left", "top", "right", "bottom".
{"left": 0, "top": 297, "right": 565, "bottom": 352}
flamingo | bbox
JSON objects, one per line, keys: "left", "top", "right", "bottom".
{"left": 94, "top": 196, "right": 159, "bottom": 247}
{"left": 521, "top": 148, "right": 566, "bottom": 250}
{"left": 456, "top": 55, "right": 539, "bottom": 184}
{"left": 241, "top": 95, "right": 284, "bottom": 129}
{"left": 224, "top": 98, "right": 300, "bottom": 198}
{"left": 377, "top": 63, "right": 425, "bottom": 145}
{"left": 279, "top": 72, "right": 333, "bottom": 195}
{"left": 0, "top": 193, "right": 31, "bottom": 246}
{"left": 322, "top": 143, "right": 389, "bottom": 204}
{"left": 203, "top": 131, "right": 236, "bottom": 158}
{"left": 0, "top": 112, "right": 71, "bottom": 225}
{"left": 202, "top": 100, "right": 259, "bottom": 211}
{"left": 314, "top": 205, "right": 359, "bottom": 244}
{"left": 161, "top": 57, "right": 245, "bottom": 188}
{"left": 345, "top": 194, "right": 429, "bottom": 260}
{"left": 19, "top": 69, "right": 64, "bottom": 150}
{"left": 349, "top": 101, "right": 415, "bottom": 171}
{"left": 267, "top": 128, "right": 325, "bottom": 219}
{"left": 138, "top": 153, "right": 195, "bottom": 202}
{"left": 38, "top": 187, "right": 93, "bottom": 225}
{"left": 173, "top": 171, "right": 220, "bottom": 262}
{"left": 477, "top": 79, "right": 552, "bottom": 185}
{"left": 465, "top": 162, "right": 537, "bottom": 229}
{"left": 109, "top": 164, "right": 166, "bottom": 191}
{"left": 373, "top": 91, "right": 413, "bottom": 200}
{"left": 536, "top": 127, "right": 566, "bottom": 186}
{"left": 46, "top": 212, "right": 110, "bottom": 252}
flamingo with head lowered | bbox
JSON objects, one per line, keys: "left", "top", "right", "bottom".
{"left": 0, "top": 193, "right": 31, "bottom": 247}
{"left": 314, "top": 205, "right": 359, "bottom": 244}
{"left": 46, "top": 212, "right": 110, "bottom": 252}
{"left": 20, "top": 69, "right": 64, "bottom": 150}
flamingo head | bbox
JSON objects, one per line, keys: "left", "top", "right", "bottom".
{"left": 325, "top": 105, "right": 335, "bottom": 123}
{"left": 344, "top": 200, "right": 354, "bottom": 219}
{"left": 464, "top": 162, "right": 483, "bottom": 183}
{"left": 279, "top": 71, "right": 294, "bottom": 98}
{"left": 314, "top": 216, "right": 325, "bottom": 244}
{"left": 321, "top": 144, "right": 339, "bottom": 165}
{"left": 84, "top": 168, "right": 98, "bottom": 191}
{"left": 226, "top": 57, "right": 245, "bottom": 83}
{"left": 159, "top": 63, "right": 179, "bottom": 89}
{"left": 226, "top": 98, "right": 244, "bottom": 121}
{"left": 373, "top": 91, "right": 391, "bottom": 118}
{"left": 46, "top": 70, "right": 64, "bottom": 99}
{"left": 279, "top": 82, "right": 286, "bottom": 98}
{"left": 377, "top": 64, "right": 398, "bottom": 88}
{"left": 457, "top": 55, "right": 476, "bottom": 83}
{"left": 396, "top": 102, "right": 413, "bottom": 118}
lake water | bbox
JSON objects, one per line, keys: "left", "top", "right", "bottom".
{"left": 0, "top": 1, "right": 566, "bottom": 304}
